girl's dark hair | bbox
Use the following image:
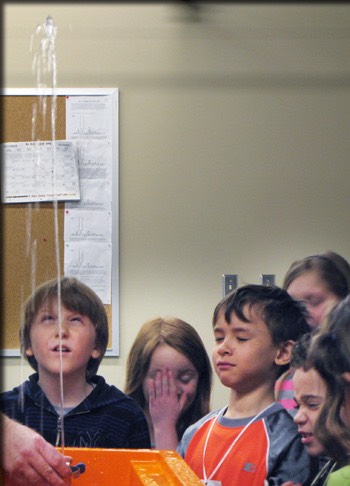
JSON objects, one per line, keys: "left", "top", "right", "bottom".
{"left": 290, "top": 332, "right": 313, "bottom": 370}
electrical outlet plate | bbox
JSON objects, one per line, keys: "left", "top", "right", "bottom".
{"left": 260, "top": 274, "right": 275, "bottom": 286}
{"left": 222, "top": 274, "right": 238, "bottom": 296}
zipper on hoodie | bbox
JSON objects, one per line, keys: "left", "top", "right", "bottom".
{"left": 55, "top": 415, "right": 62, "bottom": 446}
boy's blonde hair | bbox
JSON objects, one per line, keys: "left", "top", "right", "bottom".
{"left": 21, "top": 277, "right": 108, "bottom": 379}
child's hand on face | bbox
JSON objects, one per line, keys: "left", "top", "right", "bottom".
{"left": 148, "top": 369, "right": 187, "bottom": 428}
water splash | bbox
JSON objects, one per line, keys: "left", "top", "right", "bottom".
{"left": 29, "top": 15, "right": 65, "bottom": 451}
{"left": 30, "top": 15, "right": 57, "bottom": 136}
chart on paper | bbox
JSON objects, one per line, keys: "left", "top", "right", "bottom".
{"left": 2, "top": 140, "right": 80, "bottom": 203}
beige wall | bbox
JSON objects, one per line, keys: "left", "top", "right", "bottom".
{"left": 3, "top": 3, "right": 350, "bottom": 410}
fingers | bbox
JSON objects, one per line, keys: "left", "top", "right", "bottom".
{"left": 148, "top": 379, "right": 156, "bottom": 407}
{"left": 152, "top": 369, "right": 175, "bottom": 398}
{"left": 5, "top": 461, "right": 67, "bottom": 486}
{"left": 1, "top": 416, "right": 70, "bottom": 485}
{"left": 32, "top": 439, "right": 71, "bottom": 484}
{"left": 166, "top": 369, "right": 177, "bottom": 395}
{"left": 27, "top": 458, "right": 69, "bottom": 485}
{"left": 155, "top": 369, "right": 167, "bottom": 397}
{"left": 148, "top": 369, "right": 188, "bottom": 418}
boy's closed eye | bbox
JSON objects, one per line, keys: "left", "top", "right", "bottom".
{"left": 236, "top": 336, "right": 249, "bottom": 342}
{"left": 214, "top": 333, "right": 250, "bottom": 343}
{"left": 214, "top": 336, "right": 224, "bottom": 343}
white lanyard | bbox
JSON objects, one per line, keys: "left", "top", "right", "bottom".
{"left": 201, "top": 403, "right": 275, "bottom": 483}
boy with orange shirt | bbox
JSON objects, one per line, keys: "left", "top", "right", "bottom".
{"left": 178, "top": 284, "right": 312, "bottom": 485}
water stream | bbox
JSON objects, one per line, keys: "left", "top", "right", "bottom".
{"left": 30, "top": 15, "right": 66, "bottom": 452}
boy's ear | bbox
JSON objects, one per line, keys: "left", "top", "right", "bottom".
{"left": 25, "top": 347, "right": 34, "bottom": 357}
{"left": 342, "top": 371, "right": 350, "bottom": 384}
{"left": 91, "top": 346, "right": 102, "bottom": 359}
{"left": 275, "top": 340, "right": 294, "bottom": 367}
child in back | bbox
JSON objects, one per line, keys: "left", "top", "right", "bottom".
{"left": 178, "top": 284, "right": 312, "bottom": 485}
{"left": 308, "top": 294, "right": 350, "bottom": 485}
{"left": 276, "top": 251, "right": 350, "bottom": 414}
{"left": 281, "top": 333, "right": 336, "bottom": 486}
{"left": 0, "top": 277, "right": 150, "bottom": 450}
{"left": 125, "top": 317, "right": 212, "bottom": 450}
{"left": 283, "top": 251, "right": 350, "bottom": 329}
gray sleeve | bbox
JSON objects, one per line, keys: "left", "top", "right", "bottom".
{"left": 177, "top": 411, "right": 218, "bottom": 458}
{"left": 266, "top": 411, "right": 312, "bottom": 485}
{"left": 177, "top": 421, "right": 201, "bottom": 457}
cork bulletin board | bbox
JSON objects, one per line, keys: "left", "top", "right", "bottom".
{"left": 1, "top": 88, "right": 119, "bottom": 356}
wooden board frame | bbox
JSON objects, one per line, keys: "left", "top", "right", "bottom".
{"left": 1, "top": 88, "right": 119, "bottom": 357}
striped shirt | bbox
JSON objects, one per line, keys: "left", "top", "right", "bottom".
{"left": 0, "top": 373, "right": 151, "bottom": 449}
{"left": 275, "top": 368, "right": 298, "bottom": 416}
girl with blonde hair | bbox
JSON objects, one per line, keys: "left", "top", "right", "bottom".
{"left": 125, "top": 317, "right": 212, "bottom": 450}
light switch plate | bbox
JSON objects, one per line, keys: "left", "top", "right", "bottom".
{"left": 260, "top": 274, "right": 275, "bottom": 286}
{"left": 222, "top": 274, "right": 238, "bottom": 296}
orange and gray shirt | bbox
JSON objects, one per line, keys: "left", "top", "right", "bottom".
{"left": 177, "top": 402, "right": 311, "bottom": 485}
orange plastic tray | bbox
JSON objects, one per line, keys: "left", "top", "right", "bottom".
{"left": 64, "top": 448, "right": 202, "bottom": 485}
{"left": 2, "top": 448, "right": 203, "bottom": 485}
